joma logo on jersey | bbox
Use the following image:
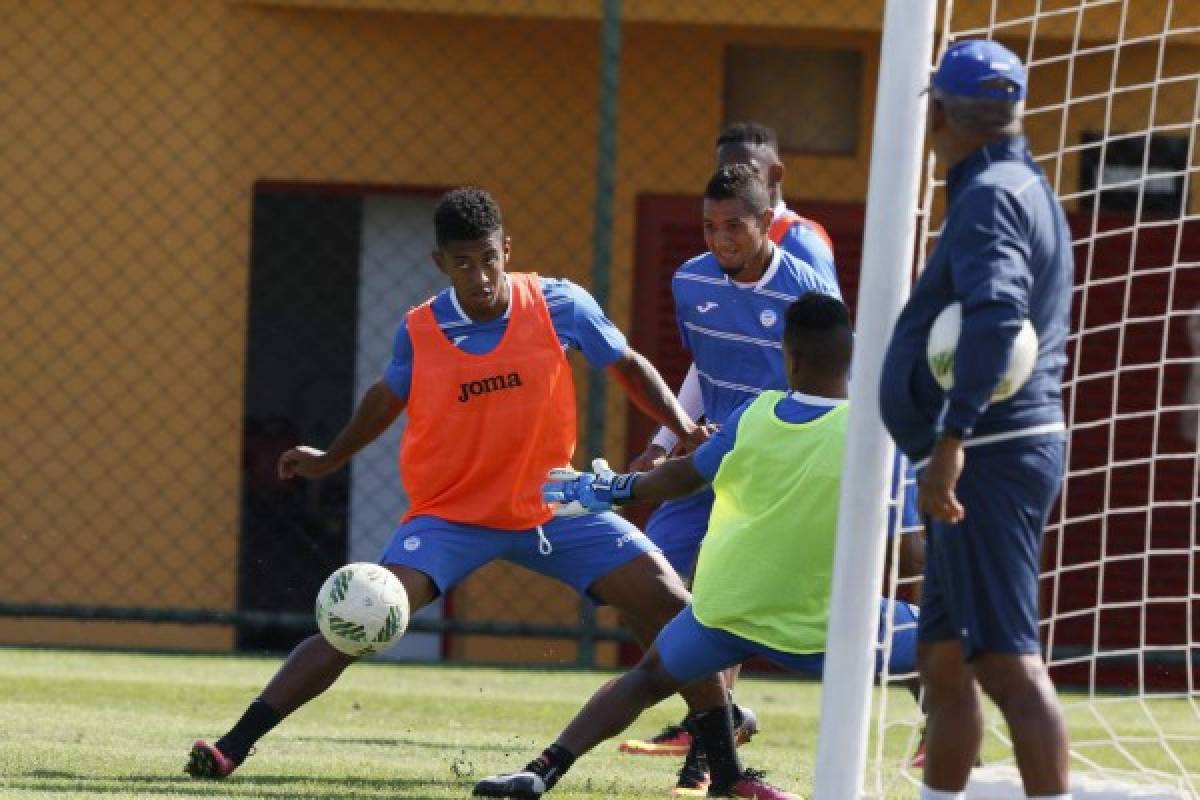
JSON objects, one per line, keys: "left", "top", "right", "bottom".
{"left": 457, "top": 372, "right": 523, "bottom": 403}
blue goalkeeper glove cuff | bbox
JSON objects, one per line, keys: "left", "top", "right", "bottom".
{"left": 544, "top": 460, "right": 639, "bottom": 515}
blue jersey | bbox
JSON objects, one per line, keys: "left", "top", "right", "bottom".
{"left": 691, "top": 391, "right": 837, "bottom": 478}
{"left": 384, "top": 275, "right": 627, "bottom": 402}
{"left": 692, "top": 392, "right": 918, "bottom": 529}
{"left": 774, "top": 204, "right": 841, "bottom": 293}
{"left": 673, "top": 247, "right": 838, "bottom": 426}
{"left": 880, "top": 136, "right": 1073, "bottom": 462}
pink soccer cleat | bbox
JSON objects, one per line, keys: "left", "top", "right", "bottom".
{"left": 712, "top": 768, "right": 799, "bottom": 800}
{"left": 184, "top": 740, "right": 238, "bottom": 780}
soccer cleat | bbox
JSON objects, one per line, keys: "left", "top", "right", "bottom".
{"left": 184, "top": 740, "right": 237, "bottom": 780}
{"left": 709, "top": 768, "right": 799, "bottom": 800}
{"left": 620, "top": 705, "right": 759, "bottom": 756}
{"left": 670, "top": 759, "right": 711, "bottom": 796}
{"left": 472, "top": 770, "right": 548, "bottom": 799}
{"left": 619, "top": 723, "right": 692, "bottom": 756}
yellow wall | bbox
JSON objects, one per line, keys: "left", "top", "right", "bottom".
{"left": 2, "top": 0, "right": 1196, "bottom": 658}
{"left": 1, "top": 1, "right": 242, "bottom": 651}
{"left": 243, "top": 0, "right": 891, "bottom": 30}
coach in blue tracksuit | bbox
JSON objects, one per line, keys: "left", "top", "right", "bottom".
{"left": 880, "top": 41, "right": 1073, "bottom": 800}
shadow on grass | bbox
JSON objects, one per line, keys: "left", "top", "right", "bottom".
{"left": 289, "top": 734, "right": 528, "bottom": 753}
{"left": 10, "top": 770, "right": 469, "bottom": 798}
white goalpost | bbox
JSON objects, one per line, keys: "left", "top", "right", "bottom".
{"left": 818, "top": 0, "right": 1200, "bottom": 798}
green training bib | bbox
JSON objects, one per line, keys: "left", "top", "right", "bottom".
{"left": 692, "top": 391, "right": 848, "bottom": 654}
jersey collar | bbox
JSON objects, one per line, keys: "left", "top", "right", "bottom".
{"left": 755, "top": 241, "right": 783, "bottom": 288}
{"left": 448, "top": 274, "right": 513, "bottom": 322}
{"left": 727, "top": 240, "right": 782, "bottom": 290}
{"left": 946, "top": 135, "right": 1029, "bottom": 202}
{"left": 786, "top": 390, "right": 844, "bottom": 407}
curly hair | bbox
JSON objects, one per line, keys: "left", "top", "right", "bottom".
{"left": 703, "top": 163, "right": 771, "bottom": 217}
{"left": 433, "top": 187, "right": 503, "bottom": 246}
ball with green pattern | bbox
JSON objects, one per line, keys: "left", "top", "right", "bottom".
{"left": 926, "top": 301, "right": 1038, "bottom": 403}
{"left": 315, "top": 563, "right": 410, "bottom": 656}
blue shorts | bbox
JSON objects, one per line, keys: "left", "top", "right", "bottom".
{"left": 656, "top": 599, "right": 919, "bottom": 684}
{"left": 644, "top": 487, "right": 715, "bottom": 580}
{"left": 379, "top": 512, "right": 658, "bottom": 603}
{"left": 918, "top": 436, "right": 1065, "bottom": 660}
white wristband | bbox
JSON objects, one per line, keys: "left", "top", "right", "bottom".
{"left": 651, "top": 425, "right": 679, "bottom": 452}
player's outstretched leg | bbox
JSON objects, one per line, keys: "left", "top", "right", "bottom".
{"left": 472, "top": 659, "right": 792, "bottom": 799}
{"left": 473, "top": 647, "right": 682, "bottom": 798}
{"left": 184, "top": 632, "right": 354, "bottom": 779}
{"left": 475, "top": 602, "right": 799, "bottom": 800}
{"left": 184, "top": 564, "right": 436, "bottom": 779}
{"left": 595, "top": 553, "right": 774, "bottom": 795}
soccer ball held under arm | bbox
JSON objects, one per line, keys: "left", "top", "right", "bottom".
{"left": 926, "top": 302, "right": 1038, "bottom": 402}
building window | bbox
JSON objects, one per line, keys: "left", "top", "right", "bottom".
{"left": 1079, "top": 132, "right": 1189, "bottom": 217}
{"left": 723, "top": 45, "right": 863, "bottom": 156}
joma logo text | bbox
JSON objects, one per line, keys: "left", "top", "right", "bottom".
{"left": 457, "top": 372, "right": 523, "bottom": 403}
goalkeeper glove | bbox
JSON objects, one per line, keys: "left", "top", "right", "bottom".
{"left": 543, "top": 459, "right": 639, "bottom": 516}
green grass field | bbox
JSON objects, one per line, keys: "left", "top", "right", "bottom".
{"left": 0, "top": 647, "right": 1195, "bottom": 799}
{"left": 0, "top": 647, "right": 882, "bottom": 799}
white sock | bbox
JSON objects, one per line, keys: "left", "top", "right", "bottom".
{"left": 920, "top": 786, "right": 965, "bottom": 800}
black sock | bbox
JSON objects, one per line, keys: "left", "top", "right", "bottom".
{"left": 680, "top": 736, "right": 709, "bottom": 775}
{"left": 215, "top": 698, "right": 282, "bottom": 764}
{"left": 524, "top": 743, "right": 575, "bottom": 790}
{"left": 689, "top": 707, "right": 742, "bottom": 792}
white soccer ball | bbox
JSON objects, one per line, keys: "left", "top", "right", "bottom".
{"left": 926, "top": 302, "right": 1038, "bottom": 402}
{"left": 315, "top": 563, "right": 409, "bottom": 656}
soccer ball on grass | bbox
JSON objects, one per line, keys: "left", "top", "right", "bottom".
{"left": 315, "top": 563, "right": 409, "bottom": 656}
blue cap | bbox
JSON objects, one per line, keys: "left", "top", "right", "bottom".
{"left": 931, "top": 39, "right": 1027, "bottom": 101}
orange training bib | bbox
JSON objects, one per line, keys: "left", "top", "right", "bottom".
{"left": 400, "top": 272, "right": 577, "bottom": 530}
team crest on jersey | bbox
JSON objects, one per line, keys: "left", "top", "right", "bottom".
{"left": 759, "top": 309, "right": 777, "bottom": 328}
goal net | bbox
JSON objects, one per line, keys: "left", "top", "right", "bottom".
{"left": 823, "top": 1, "right": 1200, "bottom": 798}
